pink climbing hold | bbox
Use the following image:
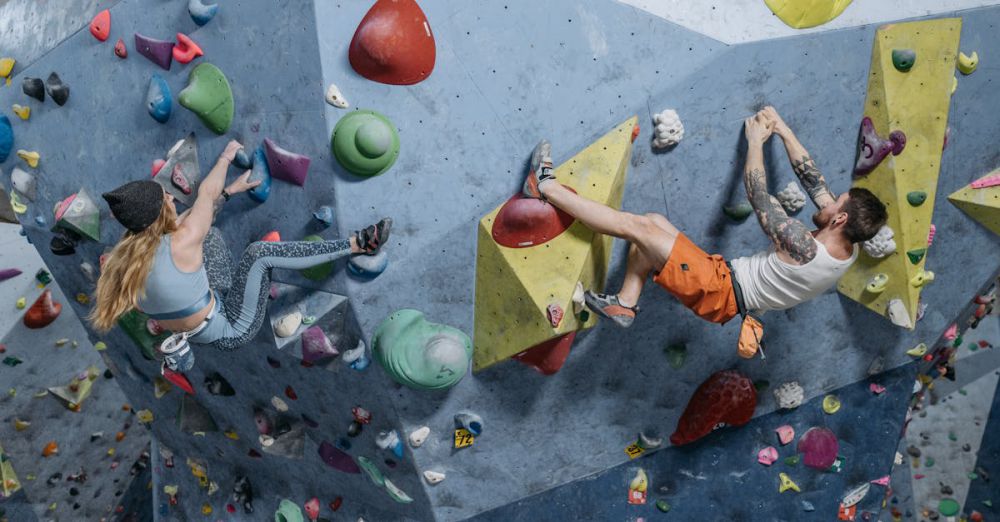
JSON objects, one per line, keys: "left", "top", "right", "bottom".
{"left": 173, "top": 33, "right": 204, "bottom": 64}
{"left": 263, "top": 138, "right": 310, "bottom": 186}
{"left": 870, "top": 383, "right": 886, "bottom": 394}
{"left": 90, "top": 10, "right": 111, "bottom": 42}
{"left": 971, "top": 173, "right": 1000, "bottom": 189}
{"left": 114, "top": 38, "right": 128, "bottom": 58}
{"left": 304, "top": 498, "right": 320, "bottom": 522}
{"left": 927, "top": 224, "right": 936, "bottom": 246}
{"left": 151, "top": 159, "right": 166, "bottom": 177}
{"left": 853, "top": 117, "right": 906, "bottom": 177}
{"left": 797, "top": 427, "right": 839, "bottom": 469}
{"left": 53, "top": 194, "right": 77, "bottom": 222}
{"left": 943, "top": 323, "right": 958, "bottom": 341}
{"left": 775, "top": 425, "right": 794, "bottom": 445}
{"left": 757, "top": 446, "right": 778, "bottom": 466}
{"left": 870, "top": 475, "right": 890, "bottom": 487}
{"left": 171, "top": 165, "right": 192, "bottom": 194}
{"left": 301, "top": 326, "right": 339, "bottom": 363}
{"left": 546, "top": 303, "right": 564, "bottom": 328}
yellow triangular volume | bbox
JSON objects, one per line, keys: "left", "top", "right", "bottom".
{"left": 763, "top": 0, "right": 854, "bottom": 29}
{"left": 949, "top": 170, "right": 1000, "bottom": 236}
{"left": 0, "top": 442, "right": 21, "bottom": 498}
{"left": 473, "top": 117, "right": 638, "bottom": 371}
{"left": 837, "top": 19, "right": 960, "bottom": 329}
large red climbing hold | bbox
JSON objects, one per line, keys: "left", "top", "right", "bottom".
{"left": 797, "top": 427, "right": 839, "bottom": 469}
{"left": 492, "top": 188, "right": 577, "bottom": 248}
{"left": 162, "top": 367, "right": 195, "bottom": 395}
{"left": 23, "top": 289, "right": 61, "bottom": 329}
{"left": 670, "top": 369, "right": 757, "bottom": 446}
{"left": 513, "top": 332, "right": 576, "bottom": 375}
{"left": 349, "top": 0, "right": 436, "bottom": 85}
{"left": 90, "top": 10, "right": 111, "bottom": 42}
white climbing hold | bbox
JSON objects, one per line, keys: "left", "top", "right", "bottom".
{"left": 274, "top": 311, "right": 302, "bottom": 338}
{"left": 842, "top": 482, "right": 870, "bottom": 508}
{"left": 409, "top": 426, "right": 430, "bottom": 448}
{"left": 776, "top": 182, "right": 806, "bottom": 213}
{"left": 652, "top": 109, "right": 684, "bottom": 148}
{"left": 342, "top": 340, "right": 365, "bottom": 364}
{"left": 862, "top": 225, "right": 896, "bottom": 258}
{"left": 423, "top": 470, "right": 446, "bottom": 485}
{"left": 325, "top": 83, "right": 349, "bottom": 109}
{"left": 887, "top": 299, "right": 912, "bottom": 329}
{"left": 80, "top": 262, "right": 96, "bottom": 282}
{"left": 11, "top": 167, "right": 37, "bottom": 201}
{"left": 773, "top": 381, "right": 804, "bottom": 410}
{"left": 572, "top": 282, "right": 585, "bottom": 315}
{"left": 270, "top": 396, "right": 289, "bottom": 412}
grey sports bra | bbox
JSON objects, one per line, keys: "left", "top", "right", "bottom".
{"left": 137, "top": 235, "right": 212, "bottom": 320}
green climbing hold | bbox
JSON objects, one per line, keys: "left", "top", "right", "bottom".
{"left": 784, "top": 455, "right": 800, "bottom": 466}
{"left": 724, "top": 202, "right": 754, "bottom": 221}
{"left": 948, "top": 432, "right": 957, "bottom": 441}
{"left": 331, "top": 110, "right": 400, "bottom": 177}
{"left": 938, "top": 498, "right": 959, "bottom": 516}
{"left": 892, "top": 49, "right": 916, "bottom": 72}
{"left": 969, "top": 342, "right": 979, "bottom": 352}
{"left": 372, "top": 309, "right": 473, "bottom": 391}
{"left": 753, "top": 380, "right": 770, "bottom": 392}
{"left": 357, "top": 456, "right": 385, "bottom": 487}
{"left": 118, "top": 310, "right": 169, "bottom": 360}
{"left": 664, "top": 343, "right": 687, "bottom": 369}
{"left": 906, "top": 248, "right": 926, "bottom": 264}
{"left": 178, "top": 63, "right": 234, "bottom": 135}
{"left": 984, "top": 500, "right": 993, "bottom": 507}
{"left": 925, "top": 457, "right": 935, "bottom": 467}
{"left": 656, "top": 499, "right": 671, "bottom": 513}
{"left": 298, "top": 235, "right": 334, "bottom": 281}
{"left": 907, "top": 191, "right": 927, "bottom": 206}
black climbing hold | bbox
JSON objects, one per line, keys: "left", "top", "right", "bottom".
{"left": 267, "top": 356, "right": 280, "bottom": 368}
{"left": 204, "top": 371, "right": 235, "bottom": 396}
{"left": 103, "top": 369, "right": 114, "bottom": 379}
{"left": 301, "top": 414, "right": 319, "bottom": 428}
{"left": 46, "top": 73, "right": 70, "bottom": 106}
{"left": 50, "top": 229, "right": 79, "bottom": 256}
{"left": 233, "top": 148, "right": 253, "bottom": 170}
{"left": 232, "top": 476, "right": 254, "bottom": 514}
{"left": 347, "top": 420, "right": 362, "bottom": 437}
{"left": 22, "top": 77, "right": 44, "bottom": 102}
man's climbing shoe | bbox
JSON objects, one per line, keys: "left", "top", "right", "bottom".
{"left": 356, "top": 217, "right": 392, "bottom": 255}
{"left": 158, "top": 332, "right": 195, "bottom": 372}
{"left": 584, "top": 290, "right": 637, "bottom": 328}
{"left": 522, "top": 139, "right": 556, "bottom": 199}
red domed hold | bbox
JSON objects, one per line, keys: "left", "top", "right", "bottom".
{"left": 349, "top": 0, "right": 436, "bottom": 85}
{"left": 23, "top": 289, "right": 62, "bottom": 329}
{"left": 669, "top": 369, "right": 757, "bottom": 446}
{"left": 513, "top": 332, "right": 576, "bottom": 375}
{"left": 492, "top": 188, "right": 577, "bottom": 248}
{"left": 90, "top": 10, "right": 111, "bottom": 42}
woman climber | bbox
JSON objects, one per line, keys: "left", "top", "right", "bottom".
{"left": 89, "top": 140, "right": 391, "bottom": 372}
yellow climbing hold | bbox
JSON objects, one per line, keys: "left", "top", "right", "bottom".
{"left": 763, "top": 0, "right": 853, "bottom": 29}
{"left": 957, "top": 51, "right": 978, "bottom": 74}
{"left": 11, "top": 104, "right": 29, "bottom": 120}
{"left": 822, "top": 394, "right": 841, "bottom": 414}
{"left": 201, "top": 504, "right": 212, "bottom": 515}
{"left": 910, "top": 270, "right": 934, "bottom": 288}
{"left": 75, "top": 293, "right": 90, "bottom": 305}
{"left": 778, "top": 472, "right": 801, "bottom": 493}
{"left": 107, "top": 447, "right": 115, "bottom": 456}
{"left": 0, "top": 58, "right": 14, "bottom": 78}
{"left": 952, "top": 76, "right": 959, "bottom": 94}
{"left": 16, "top": 150, "right": 39, "bottom": 168}
{"left": 629, "top": 468, "right": 648, "bottom": 492}
{"left": 15, "top": 297, "right": 26, "bottom": 309}
{"left": 865, "top": 273, "right": 889, "bottom": 294}
{"left": 14, "top": 419, "right": 30, "bottom": 431}
{"left": 10, "top": 192, "right": 26, "bottom": 214}
{"left": 137, "top": 409, "right": 154, "bottom": 423}
{"left": 906, "top": 343, "right": 928, "bottom": 357}
{"left": 224, "top": 430, "right": 239, "bottom": 440}
{"left": 94, "top": 341, "right": 107, "bottom": 351}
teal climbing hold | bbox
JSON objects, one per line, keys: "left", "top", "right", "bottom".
{"left": 298, "top": 235, "right": 333, "bottom": 281}
{"left": 664, "top": 343, "right": 687, "bottom": 369}
{"left": 937, "top": 498, "right": 959, "bottom": 516}
{"left": 906, "top": 248, "right": 926, "bottom": 264}
{"left": 274, "top": 499, "right": 304, "bottom": 522}
{"left": 0, "top": 115, "right": 12, "bottom": 163}
{"left": 656, "top": 500, "right": 671, "bottom": 513}
{"left": 372, "top": 309, "right": 472, "bottom": 390}
{"left": 331, "top": 110, "right": 399, "bottom": 177}
{"left": 178, "top": 63, "right": 233, "bottom": 135}
{"left": 146, "top": 74, "right": 172, "bottom": 124}
{"left": 892, "top": 49, "right": 916, "bottom": 72}
{"left": 724, "top": 202, "right": 754, "bottom": 221}
{"left": 907, "top": 191, "right": 927, "bottom": 206}
{"left": 247, "top": 146, "right": 271, "bottom": 203}
{"left": 357, "top": 456, "right": 385, "bottom": 487}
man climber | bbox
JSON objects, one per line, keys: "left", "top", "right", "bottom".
{"left": 523, "top": 106, "right": 887, "bottom": 330}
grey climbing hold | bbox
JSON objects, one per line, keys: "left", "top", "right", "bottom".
{"left": 11, "top": 167, "right": 36, "bottom": 201}
{"left": 777, "top": 182, "right": 806, "bottom": 213}
{"left": 454, "top": 411, "right": 483, "bottom": 436}
{"left": 313, "top": 206, "right": 334, "bottom": 227}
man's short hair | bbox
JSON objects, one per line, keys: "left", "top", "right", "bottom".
{"left": 843, "top": 188, "right": 888, "bottom": 243}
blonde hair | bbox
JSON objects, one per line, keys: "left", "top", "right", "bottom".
{"left": 89, "top": 200, "right": 177, "bottom": 332}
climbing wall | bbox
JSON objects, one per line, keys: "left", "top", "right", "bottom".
{"left": 2, "top": 0, "right": 1000, "bottom": 520}
{"left": 949, "top": 169, "right": 1000, "bottom": 236}
{"left": 837, "top": 19, "right": 961, "bottom": 329}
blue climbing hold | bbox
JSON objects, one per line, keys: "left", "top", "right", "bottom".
{"left": 247, "top": 145, "right": 271, "bottom": 203}
{"left": 0, "top": 115, "right": 13, "bottom": 163}
{"left": 146, "top": 74, "right": 172, "bottom": 124}
{"left": 348, "top": 250, "right": 388, "bottom": 280}
{"left": 188, "top": 0, "right": 219, "bottom": 26}
{"left": 313, "top": 206, "right": 334, "bottom": 227}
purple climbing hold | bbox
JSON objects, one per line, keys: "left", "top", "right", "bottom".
{"left": 0, "top": 268, "right": 22, "bottom": 282}
{"left": 264, "top": 138, "right": 310, "bottom": 186}
{"left": 300, "top": 326, "right": 339, "bottom": 363}
{"left": 318, "top": 441, "right": 361, "bottom": 474}
{"left": 134, "top": 33, "right": 174, "bottom": 70}
{"left": 853, "top": 117, "right": 906, "bottom": 177}
{"left": 797, "top": 427, "right": 839, "bottom": 469}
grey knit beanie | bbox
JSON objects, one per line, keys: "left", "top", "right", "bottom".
{"left": 102, "top": 180, "right": 164, "bottom": 233}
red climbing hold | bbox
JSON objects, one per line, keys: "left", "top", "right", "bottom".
{"left": 261, "top": 231, "right": 281, "bottom": 242}
{"left": 670, "top": 369, "right": 757, "bottom": 446}
{"left": 492, "top": 188, "right": 577, "bottom": 248}
{"left": 23, "top": 289, "right": 61, "bottom": 328}
{"left": 114, "top": 38, "right": 128, "bottom": 59}
{"left": 90, "top": 10, "right": 111, "bottom": 42}
{"left": 349, "top": 0, "right": 436, "bottom": 85}
{"left": 330, "top": 496, "right": 343, "bottom": 512}
{"left": 797, "top": 427, "right": 839, "bottom": 469}
{"left": 513, "top": 331, "right": 576, "bottom": 375}
{"left": 285, "top": 385, "right": 297, "bottom": 400}
{"left": 173, "top": 33, "right": 204, "bottom": 64}
{"left": 151, "top": 159, "right": 166, "bottom": 177}
{"left": 162, "top": 367, "right": 195, "bottom": 395}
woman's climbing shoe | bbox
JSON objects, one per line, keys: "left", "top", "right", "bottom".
{"left": 584, "top": 290, "right": 637, "bottom": 328}
{"left": 356, "top": 217, "right": 392, "bottom": 255}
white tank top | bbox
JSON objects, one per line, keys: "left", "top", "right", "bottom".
{"left": 729, "top": 239, "right": 857, "bottom": 313}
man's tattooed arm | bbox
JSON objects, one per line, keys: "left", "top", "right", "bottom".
{"left": 744, "top": 167, "right": 818, "bottom": 264}
{"left": 790, "top": 155, "right": 836, "bottom": 209}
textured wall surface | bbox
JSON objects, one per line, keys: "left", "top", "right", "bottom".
{"left": 1, "top": 0, "right": 999, "bottom": 520}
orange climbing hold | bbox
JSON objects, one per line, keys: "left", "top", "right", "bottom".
{"left": 42, "top": 441, "right": 59, "bottom": 457}
{"left": 90, "top": 10, "right": 111, "bottom": 42}
{"left": 261, "top": 231, "right": 281, "bottom": 242}
{"left": 173, "top": 33, "right": 204, "bottom": 64}
{"left": 23, "top": 290, "right": 61, "bottom": 329}
{"left": 349, "top": 0, "right": 436, "bottom": 85}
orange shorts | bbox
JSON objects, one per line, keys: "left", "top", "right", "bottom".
{"left": 652, "top": 233, "right": 739, "bottom": 324}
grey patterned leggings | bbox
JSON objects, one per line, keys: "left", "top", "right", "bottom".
{"left": 191, "top": 228, "right": 353, "bottom": 351}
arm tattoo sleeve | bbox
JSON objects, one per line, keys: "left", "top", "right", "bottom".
{"left": 791, "top": 155, "right": 836, "bottom": 208}
{"left": 744, "top": 167, "right": 818, "bottom": 264}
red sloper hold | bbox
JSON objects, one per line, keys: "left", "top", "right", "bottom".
{"left": 23, "top": 289, "right": 62, "bottom": 329}
{"left": 670, "top": 369, "right": 757, "bottom": 446}
{"left": 513, "top": 331, "right": 576, "bottom": 375}
{"left": 349, "top": 0, "right": 436, "bottom": 85}
{"left": 90, "top": 10, "right": 111, "bottom": 42}
{"left": 491, "top": 187, "right": 577, "bottom": 248}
